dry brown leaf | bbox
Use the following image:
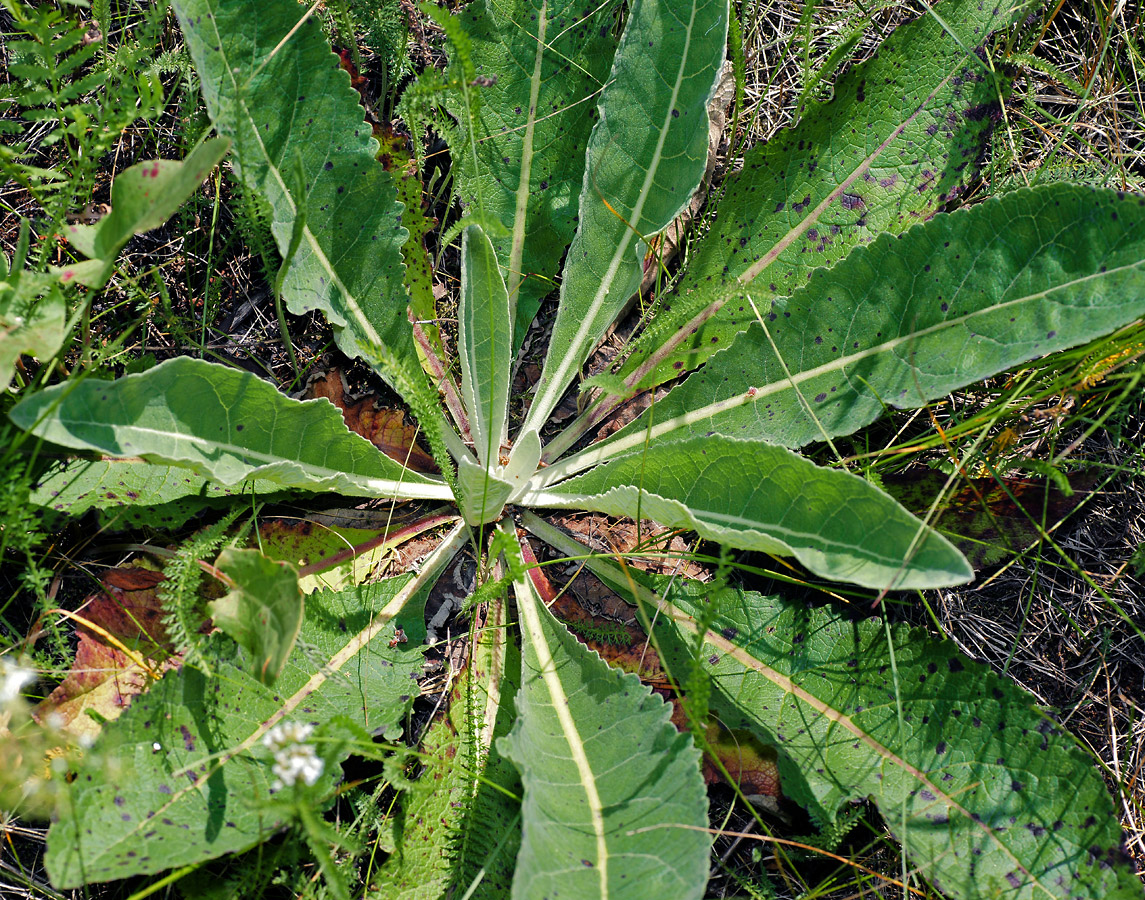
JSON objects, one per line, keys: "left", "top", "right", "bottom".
{"left": 306, "top": 368, "right": 438, "bottom": 472}
{"left": 34, "top": 569, "right": 180, "bottom": 744}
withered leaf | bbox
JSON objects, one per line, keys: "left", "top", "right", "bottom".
{"left": 35, "top": 568, "right": 180, "bottom": 743}
{"left": 306, "top": 368, "right": 438, "bottom": 473}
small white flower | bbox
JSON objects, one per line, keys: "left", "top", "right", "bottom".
{"left": 263, "top": 721, "right": 323, "bottom": 791}
{"left": 0, "top": 656, "right": 36, "bottom": 705}
{"left": 262, "top": 720, "right": 315, "bottom": 752}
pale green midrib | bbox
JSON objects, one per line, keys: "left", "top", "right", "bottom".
{"left": 49, "top": 416, "right": 450, "bottom": 498}
{"left": 519, "top": 484, "right": 930, "bottom": 568}
{"left": 204, "top": 3, "right": 391, "bottom": 353}
{"left": 460, "top": 241, "right": 487, "bottom": 464}
{"left": 75, "top": 523, "right": 468, "bottom": 869}
{"left": 536, "top": 255, "right": 1145, "bottom": 486}
{"left": 518, "top": 517, "right": 1049, "bottom": 898}
{"left": 459, "top": 242, "right": 510, "bottom": 516}
{"left": 515, "top": 570, "right": 610, "bottom": 896}
{"left": 523, "top": 0, "right": 705, "bottom": 435}
{"left": 695, "top": 623, "right": 1047, "bottom": 896}
{"left": 620, "top": 56, "right": 963, "bottom": 392}
{"left": 506, "top": 0, "right": 548, "bottom": 307}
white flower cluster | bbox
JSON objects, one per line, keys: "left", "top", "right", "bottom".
{"left": 0, "top": 656, "right": 36, "bottom": 706}
{"left": 262, "top": 721, "right": 324, "bottom": 792}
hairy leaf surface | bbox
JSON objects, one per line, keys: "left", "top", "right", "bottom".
{"left": 617, "top": 0, "right": 1020, "bottom": 388}
{"left": 563, "top": 185, "right": 1145, "bottom": 470}
{"left": 459, "top": 224, "right": 512, "bottom": 466}
{"left": 28, "top": 458, "right": 289, "bottom": 530}
{"left": 501, "top": 531, "right": 709, "bottom": 900}
{"left": 528, "top": 435, "right": 970, "bottom": 589}
{"left": 448, "top": 0, "right": 622, "bottom": 341}
{"left": 523, "top": 0, "right": 729, "bottom": 430}
{"left": 171, "top": 0, "right": 416, "bottom": 375}
{"left": 46, "top": 574, "right": 434, "bottom": 887}
{"left": 10, "top": 357, "right": 449, "bottom": 500}
{"left": 643, "top": 576, "right": 1144, "bottom": 900}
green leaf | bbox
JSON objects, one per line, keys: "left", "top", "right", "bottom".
{"left": 645, "top": 576, "right": 1144, "bottom": 900}
{"left": 527, "top": 434, "right": 971, "bottom": 589}
{"left": 459, "top": 224, "right": 512, "bottom": 467}
{"left": 447, "top": 0, "right": 623, "bottom": 345}
{"left": 499, "top": 524, "right": 709, "bottom": 900}
{"left": 45, "top": 560, "right": 450, "bottom": 888}
{"left": 28, "top": 457, "right": 291, "bottom": 530}
{"left": 9, "top": 357, "right": 449, "bottom": 501}
{"left": 208, "top": 547, "right": 303, "bottom": 684}
{"left": 564, "top": 185, "right": 1145, "bottom": 470}
{"left": 171, "top": 0, "right": 417, "bottom": 378}
{"left": 54, "top": 138, "right": 230, "bottom": 288}
{"left": 521, "top": 0, "right": 729, "bottom": 432}
{"left": 0, "top": 274, "right": 66, "bottom": 389}
{"left": 617, "top": 0, "right": 1021, "bottom": 388}
{"left": 456, "top": 455, "right": 515, "bottom": 527}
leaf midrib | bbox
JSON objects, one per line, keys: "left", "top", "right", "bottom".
{"left": 506, "top": 0, "right": 548, "bottom": 308}
{"left": 202, "top": 0, "right": 390, "bottom": 353}
{"left": 521, "top": 483, "right": 924, "bottom": 567}
{"left": 48, "top": 414, "right": 449, "bottom": 498}
{"left": 541, "top": 254, "right": 1145, "bottom": 485}
{"left": 75, "top": 524, "right": 468, "bottom": 868}
{"left": 515, "top": 567, "right": 610, "bottom": 897}
{"left": 524, "top": 0, "right": 705, "bottom": 434}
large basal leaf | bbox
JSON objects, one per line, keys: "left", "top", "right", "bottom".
{"left": 524, "top": 434, "right": 971, "bottom": 589}
{"left": 617, "top": 0, "right": 1021, "bottom": 388}
{"left": 28, "top": 457, "right": 292, "bottom": 530}
{"left": 459, "top": 224, "right": 512, "bottom": 466}
{"left": 45, "top": 566, "right": 442, "bottom": 887}
{"left": 171, "top": 0, "right": 417, "bottom": 377}
{"left": 448, "top": 0, "right": 623, "bottom": 343}
{"left": 10, "top": 357, "right": 450, "bottom": 501}
{"left": 638, "top": 575, "right": 1144, "bottom": 900}
{"left": 559, "top": 185, "right": 1145, "bottom": 472}
{"left": 522, "top": 0, "right": 729, "bottom": 431}
{"left": 499, "top": 525, "right": 709, "bottom": 900}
